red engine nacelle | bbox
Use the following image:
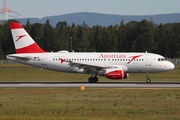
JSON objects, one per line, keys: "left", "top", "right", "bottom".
{"left": 105, "top": 69, "right": 128, "bottom": 80}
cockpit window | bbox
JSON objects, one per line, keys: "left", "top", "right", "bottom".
{"left": 158, "top": 58, "right": 167, "bottom": 61}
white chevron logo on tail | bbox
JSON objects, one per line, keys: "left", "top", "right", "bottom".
{"left": 10, "top": 22, "right": 45, "bottom": 53}
{"left": 15, "top": 35, "right": 27, "bottom": 42}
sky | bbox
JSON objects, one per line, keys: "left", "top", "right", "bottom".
{"left": 2, "top": 0, "right": 180, "bottom": 19}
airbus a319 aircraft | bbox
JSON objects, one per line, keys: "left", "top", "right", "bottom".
{"left": 6, "top": 22, "right": 175, "bottom": 83}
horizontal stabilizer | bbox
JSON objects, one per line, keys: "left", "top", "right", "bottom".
{"left": 6, "top": 54, "right": 31, "bottom": 61}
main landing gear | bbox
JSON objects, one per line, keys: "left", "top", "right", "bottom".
{"left": 146, "top": 73, "right": 151, "bottom": 83}
{"left": 88, "top": 74, "right": 98, "bottom": 83}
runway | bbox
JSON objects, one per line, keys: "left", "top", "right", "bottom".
{"left": 0, "top": 82, "right": 180, "bottom": 88}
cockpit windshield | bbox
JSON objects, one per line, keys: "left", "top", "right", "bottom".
{"left": 158, "top": 58, "right": 167, "bottom": 61}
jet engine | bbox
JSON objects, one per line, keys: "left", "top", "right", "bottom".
{"left": 104, "top": 69, "right": 128, "bottom": 80}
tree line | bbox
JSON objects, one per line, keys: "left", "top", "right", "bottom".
{"left": 0, "top": 19, "right": 180, "bottom": 59}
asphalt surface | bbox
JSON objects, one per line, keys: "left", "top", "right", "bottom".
{"left": 0, "top": 82, "right": 180, "bottom": 88}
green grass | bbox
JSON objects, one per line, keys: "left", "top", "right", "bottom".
{"left": 0, "top": 88, "right": 180, "bottom": 120}
{"left": 0, "top": 64, "right": 179, "bottom": 82}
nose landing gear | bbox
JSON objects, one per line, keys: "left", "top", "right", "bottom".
{"left": 146, "top": 73, "right": 151, "bottom": 83}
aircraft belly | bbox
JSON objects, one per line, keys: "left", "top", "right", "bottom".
{"left": 47, "top": 63, "right": 70, "bottom": 72}
{"left": 127, "top": 65, "right": 148, "bottom": 73}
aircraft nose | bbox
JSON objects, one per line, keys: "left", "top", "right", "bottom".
{"left": 167, "top": 62, "right": 175, "bottom": 70}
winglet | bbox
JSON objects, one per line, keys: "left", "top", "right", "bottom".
{"left": 9, "top": 22, "right": 45, "bottom": 53}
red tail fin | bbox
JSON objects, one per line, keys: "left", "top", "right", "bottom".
{"left": 10, "top": 22, "right": 45, "bottom": 53}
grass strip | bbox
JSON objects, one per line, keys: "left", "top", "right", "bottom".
{"left": 0, "top": 88, "right": 180, "bottom": 120}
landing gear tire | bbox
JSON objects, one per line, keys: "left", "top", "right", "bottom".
{"left": 88, "top": 77, "right": 98, "bottom": 83}
{"left": 146, "top": 73, "right": 151, "bottom": 83}
{"left": 146, "top": 79, "right": 151, "bottom": 83}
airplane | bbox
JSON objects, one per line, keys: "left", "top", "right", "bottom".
{"left": 6, "top": 22, "right": 175, "bottom": 83}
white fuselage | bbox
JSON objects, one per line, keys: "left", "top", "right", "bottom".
{"left": 6, "top": 51, "right": 175, "bottom": 75}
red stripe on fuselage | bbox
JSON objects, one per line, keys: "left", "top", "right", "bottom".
{"left": 16, "top": 43, "right": 45, "bottom": 53}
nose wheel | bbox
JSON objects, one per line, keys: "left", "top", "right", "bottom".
{"left": 146, "top": 73, "right": 151, "bottom": 83}
{"left": 146, "top": 79, "right": 151, "bottom": 83}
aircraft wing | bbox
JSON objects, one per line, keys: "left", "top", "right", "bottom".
{"left": 66, "top": 61, "right": 128, "bottom": 73}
